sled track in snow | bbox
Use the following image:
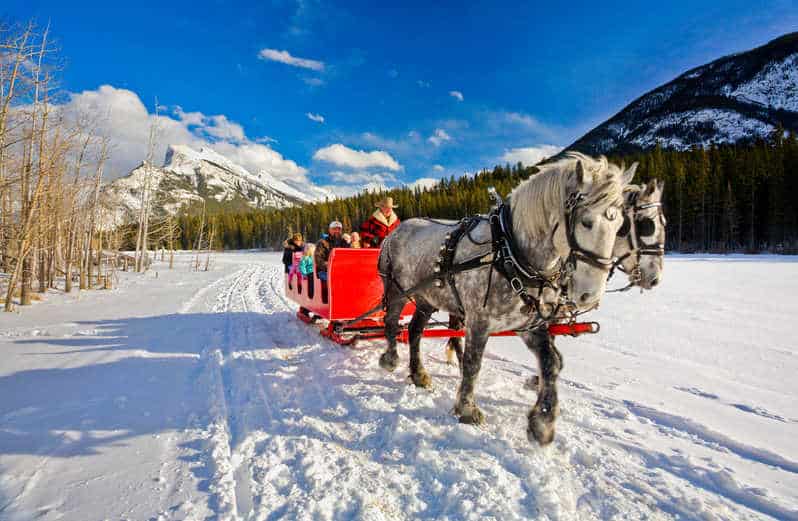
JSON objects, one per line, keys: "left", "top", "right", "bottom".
{"left": 186, "top": 261, "right": 798, "bottom": 521}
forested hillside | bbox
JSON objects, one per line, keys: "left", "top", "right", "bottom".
{"left": 171, "top": 132, "right": 798, "bottom": 254}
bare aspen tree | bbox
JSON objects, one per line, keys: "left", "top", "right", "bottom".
{"left": 1, "top": 20, "right": 119, "bottom": 312}
{"left": 135, "top": 101, "right": 160, "bottom": 273}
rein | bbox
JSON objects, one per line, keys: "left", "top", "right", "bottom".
{"left": 563, "top": 192, "right": 617, "bottom": 272}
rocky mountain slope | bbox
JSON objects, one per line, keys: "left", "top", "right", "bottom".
{"left": 104, "top": 145, "right": 327, "bottom": 221}
{"left": 568, "top": 32, "right": 798, "bottom": 155}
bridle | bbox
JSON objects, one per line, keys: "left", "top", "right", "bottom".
{"left": 562, "top": 191, "right": 619, "bottom": 274}
{"left": 485, "top": 188, "right": 621, "bottom": 321}
{"left": 608, "top": 190, "right": 665, "bottom": 290}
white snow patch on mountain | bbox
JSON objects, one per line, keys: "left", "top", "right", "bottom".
{"left": 104, "top": 144, "right": 334, "bottom": 222}
{"left": 631, "top": 109, "right": 776, "bottom": 150}
{"left": 731, "top": 53, "right": 798, "bottom": 111}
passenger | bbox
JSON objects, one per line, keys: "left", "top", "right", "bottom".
{"left": 314, "top": 220, "right": 349, "bottom": 282}
{"left": 281, "top": 232, "right": 304, "bottom": 273}
{"left": 300, "top": 243, "right": 316, "bottom": 298}
{"left": 350, "top": 231, "right": 362, "bottom": 249}
{"left": 287, "top": 248, "right": 303, "bottom": 288}
{"left": 299, "top": 243, "right": 315, "bottom": 279}
{"left": 360, "top": 196, "right": 400, "bottom": 248}
{"left": 342, "top": 233, "right": 352, "bottom": 246}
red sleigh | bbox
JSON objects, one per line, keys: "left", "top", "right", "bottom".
{"left": 286, "top": 248, "right": 598, "bottom": 346}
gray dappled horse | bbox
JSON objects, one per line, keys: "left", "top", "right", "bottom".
{"left": 447, "top": 179, "right": 667, "bottom": 356}
{"left": 377, "top": 153, "right": 634, "bottom": 444}
{"left": 447, "top": 177, "right": 668, "bottom": 365}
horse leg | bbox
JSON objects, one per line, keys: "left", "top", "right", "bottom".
{"left": 378, "top": 285, "right": 405, "bottom": 372}
{"left": 408, "top": 303, "right": 434, "bottom": 388}
{"left": 453, "top": 322, "right": 489, "bottom": 425}
{"left": 445, "top": 315, "right": 464, "bottom": 368}
{"left": 519, "top": 327, "right": 563, "bottom": 446}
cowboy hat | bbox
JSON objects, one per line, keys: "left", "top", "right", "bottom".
{"left": 375, "top": 196, "right": 398, "bottom": 209}
{"left": 328, "top": 220, "right": 343, "bottom": 229}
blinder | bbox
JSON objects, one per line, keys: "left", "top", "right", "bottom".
{"left": 636, "top": 217, "right": 656, "bottom": 237}
{"left": 617, "top": 215, "right": 631, "bottom": 237}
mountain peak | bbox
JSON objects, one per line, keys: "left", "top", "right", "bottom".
{"left": 104, "top": 143, "right": 325, "bottom": 222}
{"left": 567, "top": 32, "right": 798, "bottom": 155}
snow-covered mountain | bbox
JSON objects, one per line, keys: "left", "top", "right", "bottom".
{"left": 104, "top": 144, "right": 330, "bottom": 221}
{"left": 568, "top": 32, "right": 798, "bottom": 155}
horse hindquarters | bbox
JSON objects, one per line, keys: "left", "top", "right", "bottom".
{"left": 519, "top": 328, "right": 563, "bottom": 445}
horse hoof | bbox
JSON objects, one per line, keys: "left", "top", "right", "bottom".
{"left": 410, "top": 370, "right": 432, "bottom": 389}
{"left": 527, "top": 412, "right": 556, "bottom": 446}
{"left": 458, "top": 407, "right": 485, "bottom": 425}
{"left": 379, "top": 351, "right": 399, "bottom": 372}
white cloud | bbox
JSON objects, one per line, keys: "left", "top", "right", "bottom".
{"left": 417, "top": 80, "right": 430, "bottom": 88}
{"left": 499, "top": 144, "right": 562, "bottom": 166}
{"left": 449, "top": 90, "right": 464, "bottom": 102}
{"left": 388, "top": 68, "right": 399, "bottom": 78}
{"left": 407, "top": 177, "right": 440, "bottom": 190}
{"left": 320, "top": 181, "right": 389, "bottom": 198}
{"left": 313, "top": 144, "right": 401, "bottom": 171}
{"left": 428, "top": 128, "right": 452, "bottom": 147}
{"left": 258, "top": 48, "right": 325, "bottom": 71}
{"left": 433, "top": 164, "right": 444, "bottom": 172}
{"left": 61, "top": 85, "right": 308, "bottom": 182}
{"left": 328, "top": 170, "right": 397, "bottom": 185}
{"left": 306, "top": 112, "right": 325, "bottom": 123}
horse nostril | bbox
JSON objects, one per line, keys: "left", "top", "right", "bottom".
{"left": 650, "top": 277, "right": 660, "bottom": 287}
{"left": 579, "top": 292, "right": 592, "bottom": 303}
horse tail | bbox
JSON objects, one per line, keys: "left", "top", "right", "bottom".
{"left": 378, "top": 236, "right": 394, "bottom": 307}
{"left": 378, "top": 236, "right": 393, "bottom": 278}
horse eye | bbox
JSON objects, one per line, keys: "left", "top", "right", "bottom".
{"left": 581, "top": 218, "right": 593, "bottom": 230}
{"left": 605, "top": 207, "right": 618, "bottom": 220}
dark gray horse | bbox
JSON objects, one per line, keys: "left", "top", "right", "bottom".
{"left": 377, "top": 153, "right": 634, "bottom": 444}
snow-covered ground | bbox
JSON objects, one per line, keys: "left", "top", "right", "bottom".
{"left": 1, "top": 252, "right": 796, "bottom": 521}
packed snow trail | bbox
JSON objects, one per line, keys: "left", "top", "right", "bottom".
{"left": 0, "top": 252, "right": 796, "bottom": 520}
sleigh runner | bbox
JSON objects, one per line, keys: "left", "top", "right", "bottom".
{"left": 285, "top": 248, "right": 599, "bottom": 346}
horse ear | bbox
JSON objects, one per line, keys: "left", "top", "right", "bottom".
{"left": 643, "top": 179, "right": 657, "bottom": 196}
{"left": 622, "top": 162, "right": 638, "bottom": 185}
{"left": 656, "top": 179, "right": 665, "bottom": 192}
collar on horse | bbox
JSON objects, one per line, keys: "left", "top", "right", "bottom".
{"left": 485, "top": 203, "right": 561, "bottom": 318}
{"left": 607, "top": 191, "right": 665, "bottom": 291}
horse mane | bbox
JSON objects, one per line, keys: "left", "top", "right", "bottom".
{"left": 508, "top": 151, "right": 626, "bottom": 250}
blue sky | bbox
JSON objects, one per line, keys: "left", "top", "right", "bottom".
{"left": 4, "top": 0, "right": 798, "bottom": 193}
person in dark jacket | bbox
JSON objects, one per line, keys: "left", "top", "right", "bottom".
{"left": 360, "top": 197, "right": 400, "bottom": 248}
{"left": 282, "top": 232, "right": 304, "bottom": 273}
{"left": 314, "top": 221, "right": 349, "bottom": 281}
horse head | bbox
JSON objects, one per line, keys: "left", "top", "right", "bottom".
{"left": 556, "top": 155, "right": 634, "bottom": 310}
{"left": 614, "top": 179, "right": 666, "bottom": 289}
